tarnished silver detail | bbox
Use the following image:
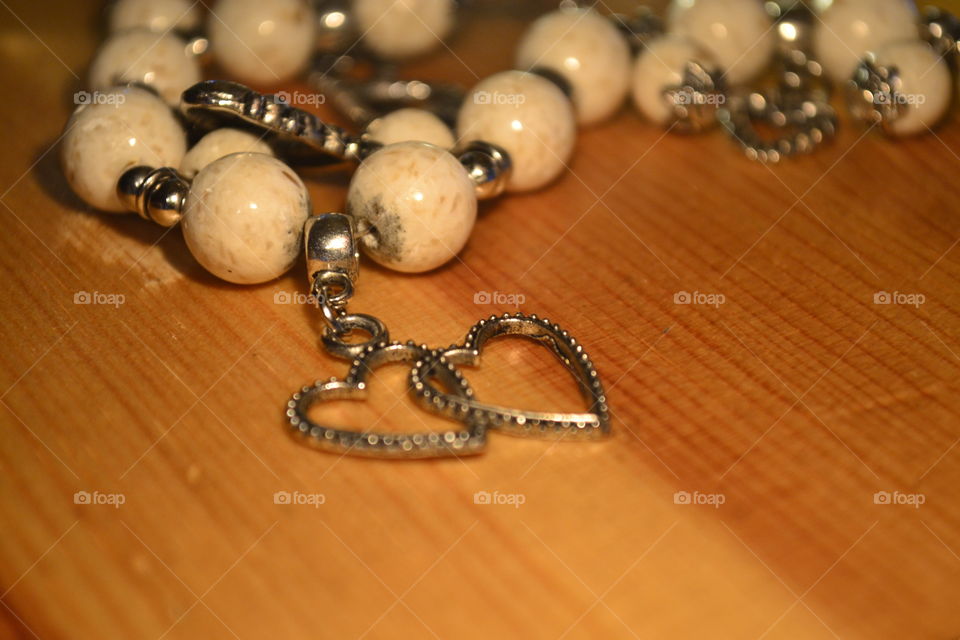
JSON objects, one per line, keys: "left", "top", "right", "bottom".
{"left": 922, "top": 6, "right": 960, "bottom": 61}
{"left": 663, "top": 60, "right": 726, "bottom": 133}
{"left": 411, "top": 313, "right": 610, "bottom": 439}
{"left": 320, "top": 313, "right": 390, "bottom": 360}
{"left": 456, "top": 140, "right": 512, "bottom": 200}
{"left": 847, "top": 57, "right": 902, "bottom": 133}
{"left": 766, "top": 0, "right": 817, "bottom": 56}
{"left": 180, "top": 80, "right": 381, "bottom": 167}
{"left": 304, "top": 213, "right": 360, "bottom": 283}
{"left": 287, "top": 342, "right": 487, "bottom": 458}
{"left": 116, "top": 166, "right": 189, "bottom": 227}
{"left": 610, "top": 6, "right": 664, "bottom": 52}
{"left": 718, "top": 89, "right": 836, "bottom": 163}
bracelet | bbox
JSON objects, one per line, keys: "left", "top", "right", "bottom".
{"left": 58, "top": 0, "right": 956, "bottom": 458}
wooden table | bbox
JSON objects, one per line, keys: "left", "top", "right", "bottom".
{"left": 2, "top": 1, "right": 959, "bottom": 638}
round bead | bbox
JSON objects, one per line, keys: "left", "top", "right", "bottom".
{"left": 180, "top": 129, "right": 275, "bottom": 179}
{"left": 181, "top": 153, "right": 311, "bottom": 284}
{"left": 814, "top": 0, "right": 919, "bottom": 84}
{"left": 109, "top": 0, "right": 202, "bottom": 33}
{"left": 632, "top": 35, "right": 720, "bottom": 125}
{"left": 668, "top": 0, "right": 776, "bottom": 85}
{"left": 346, "top": 142, "right": 477, "bottom": 273}
{"left": 515, "top": 7, "right": 632, "bottom": 125}
{"left": 88, "top": 30, "right": 201, "bottom": 106}
{"left": 365, "top": 109, "right": 455, "bottom": 148}
{"left": 61, "top": 87, "right": 186, "bottom": 212}
{"left": 354, "top": 0, "right": 454, "bottom": 59}
{"left": 457, "top": 71, "right": 575, "bottom": 193}
{"left": 208, "top": 0, "right": 315, "bottom": 85}
{"left": 873, "top": 40, "right": 952, "bottom": 136}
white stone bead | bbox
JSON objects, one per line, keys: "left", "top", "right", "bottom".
{"left": 457, "top": 71, "right": 576, "bottom": 193}
{"left": 109, "top": 0, "right": 202, "bottom": 33}
{"left": 209, "top": 0, "right": 315, "bottom": 85}
{"left": 180, "top": 129, "right": 275, "bottom": 179}
{"left": 632, "top": 35, "right": 720, "bottom": 125}
{"left": 515, "top": 7, "right": 631, "bottom": 125}
{"left": 872, "top": 40, "right": 952, "bottom": 136}
{"left": 353, "top": 0, "right": 454, "bottom": 59}
{"left": 61, "top": 87, "right": 186, "bottom": 212}
{"left": 814, "top": 0, "right": 919, "bottom": 84}
{"left": 668, "top": 0, "right": 776, "bottom": 85}
{"left": 181, "top": 153, "right": 311, "bottom": 284}
{"left": 346, "top": 142, "right": 476, "bottom": 273}
{"left": 365, "top": 109, "right": 455, "bottom": 148}
{"left": 88, "top": 30, "right": 201, "bottom": 106}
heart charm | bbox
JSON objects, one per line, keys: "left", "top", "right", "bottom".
{"left": 287, "top": 342, "right": 486, "bottom": 458}
{"left": 410, "top": 313, "right": 610, "bottom": 439}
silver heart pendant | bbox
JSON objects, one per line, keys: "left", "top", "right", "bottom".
{"left": 287, "top": 342, "right": 487, "bottom": 458}
{"left": 410, "top": 313, "right": 610, "bottom": 439}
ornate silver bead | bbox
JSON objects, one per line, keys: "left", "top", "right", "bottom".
{"left": 116, "top": 166, "right": 189, "bottom": 227}
{"left": 456, "top": 141, "right": 512, "bottom": 200}
{"left": 663, "top": 61, "right": 725, "bottom": 133}
{"left": 847, "top": 57, "right": 901, "bottom": 132}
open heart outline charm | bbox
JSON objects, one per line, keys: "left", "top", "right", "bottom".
{"left": 287, "top": 342, "right": 487, "bottom": 458}
{"left": 410, "top": 313, "right": 610, "bottom": 440}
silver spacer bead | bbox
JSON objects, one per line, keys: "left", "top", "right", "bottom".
{"left": 312, "top": 0, "right": 355, "bottom": 54}
{"left": 609, "top": 7, "right": 664, "bottom": 53}
{"left": 116, "top": 166, "right": 190, "bottom": 227}
{"left": 663, "top": 61, "right": 726, "bottom": 133}
{"left": 456, "top": 141, "right": 512, "bottom": 200}
{"left": 922, "top": 6, "right": 960, "bottom": 61}
{"left": 847, "top": 57, "right": 902, "bottom": 134}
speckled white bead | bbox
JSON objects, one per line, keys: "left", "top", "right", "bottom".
{"left": 668, "top": 0, "right": 776, "bottom": 85}
{"left": 208, "top": 0, "right": 315, "bottom": 85}
{"left": 109, "top": 0, "right": 202, "bottom": 33}
{"left": 354, "top": 0, "right": 454, "bottom": 59}
{"left": 180, "top": 129, "right": 275, "bottom": 179}
{"left": 365, "top": 109, "right": 455, "bottom": 148}
{"left": 814, "top": 0, "right": 919, "bottom": 84}
{"left": 872, "top": 40, "right": 952, "bottom": 136}
{"left": 88, "top": 30, "right": 201, "bottom": 106}
{"left": 457, "top": 71, "right": 575, "bottom": 193}
{"left": 61, "top": 87, "right": 186, "bottom": 212}
{"left": 515, "top": 7, "right": 631, "bottom": 125}
{"left": 346, "top": 142, "right": 476, "bottom": 273}
{"left": 632, "top": 35, "right": 720, "bottom": 125}
{"left": 181, "top": 153, "right": 311, "bottom": 284}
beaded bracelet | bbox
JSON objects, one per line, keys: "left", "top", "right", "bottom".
{"left": 59, "top": 0, "right": 957, "bottom": 457}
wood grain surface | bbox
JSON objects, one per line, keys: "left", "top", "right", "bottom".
{"left": 2, "top": 1, "right": 960, "bottom": 638}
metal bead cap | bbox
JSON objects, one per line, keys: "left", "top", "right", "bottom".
{"left": 456, "top": 140, "right": 512, "bottom": 200}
